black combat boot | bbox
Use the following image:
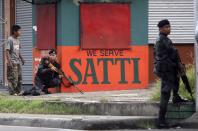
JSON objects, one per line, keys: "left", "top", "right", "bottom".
{"left": 42, "top": 88, "right": 51, "bottom": 94}
{"left": 157, "top": 119, "right": 170, "bottom": 129}
{"left": 172, "top": 95, "right": 189, "bottom": 104}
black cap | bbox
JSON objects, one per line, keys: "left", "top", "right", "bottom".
{"left": 49, "top": 49, "right": 57, "bottom": 55}
{"left": 157, "top": 19, "right": 170, "bottom": 28}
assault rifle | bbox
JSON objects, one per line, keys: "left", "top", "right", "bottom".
{"left": 179, "top": 63, "right": 194, "bottom": 101}
{"left": 48, "top": 63, "right": 84, "bottom": 94}
{"left": 175, "top": 50, "right": 194, "bottom": 101}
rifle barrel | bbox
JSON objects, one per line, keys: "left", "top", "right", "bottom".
{"left": 60, "top": 69, "right": 84, "bottom": 94}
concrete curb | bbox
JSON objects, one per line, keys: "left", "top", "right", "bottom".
{"left": 45, "top": 101, "right": 195, "bottom": 118}
{"left": 179, "top": 112, "right": 198, "bottom": 129}
{"left": 0, "top": 113, "right": 157, "bottom": 130}
{"left": 46, "top": 101, "right": 160, "bottom": 116}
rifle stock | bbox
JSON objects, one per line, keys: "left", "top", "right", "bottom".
{"left": 48, "top": 63, "right": 84, "bottom": 94}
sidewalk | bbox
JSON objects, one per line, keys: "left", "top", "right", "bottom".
{"left": 0, "top": 84, "right": 196, "bottom": 130}
{"left": 0, "top": 84, "right": 159, "bottom": 130}
{"left": 180, "top": 112, "right": 198, "bottom": 129}
{"left": 0, "top": 113, "right": 156, "bottom": 130}
{"left": 0, "top": 84, "right": 156, "bottom": 102}
{"left": 0, "top": 112, "right": 197, "bottom": 130}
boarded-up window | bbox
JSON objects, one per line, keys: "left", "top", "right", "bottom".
{"left": 36, "top": 4, "right": 56, "bottom": 49}
{"left": 80, "top": 3, "right": 131, "bottom": 49}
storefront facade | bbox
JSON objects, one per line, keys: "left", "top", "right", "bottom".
{"left": 0, "top": 0, "right": 196, "bottom": 93}
{"left": 32, "top": 0, "right": 149, "bottom": 93}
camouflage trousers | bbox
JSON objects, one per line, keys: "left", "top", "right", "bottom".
{"left": 7, "top": 64, "right": 22, "bottom": 94}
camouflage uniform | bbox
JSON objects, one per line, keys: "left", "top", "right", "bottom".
{"left": 34, "top": 57, "right": 61, "bottom": 94}
{"left": 5, "top": 36, "right": 22, "bottom": 95}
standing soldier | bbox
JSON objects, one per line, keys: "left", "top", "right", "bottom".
{"left": 5, "top": 25, "right": 25, "bottom": 95}
{"left": 154, "top": 19, "right": 188, "bottom": 128}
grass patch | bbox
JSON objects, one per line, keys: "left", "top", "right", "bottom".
{"left": 0, "top": 96, "right": 83, "bottom": 114}
{"left": 137, "top": 121, "right": 156, "bottom": 129}
{"left": 151, "top": 65, "right": 196, "bottom": 101}
{"left": 99, "top": 96, "right": 109, "bottom": 103}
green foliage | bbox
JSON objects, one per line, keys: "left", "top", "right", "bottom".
{"left": 150, "top": 79, "right": 161, "bottom": 101}
{"left": 0, "top": 97, "right": 83, "bottom": 114}
{"left": 99, "top": 96, "right": 109, "bottom": 103}
{"left": 151, "top": 65, "right": 196, "bottom": 101}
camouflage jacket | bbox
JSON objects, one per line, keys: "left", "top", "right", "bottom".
{"left": 35, "top": 57, "right": 61, "bottom": 83}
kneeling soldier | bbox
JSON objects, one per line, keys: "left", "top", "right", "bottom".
{"left": 34, "top": 49, "right": 63, "bottom": 94}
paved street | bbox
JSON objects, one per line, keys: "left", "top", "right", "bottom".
{"left": 125, "top": 129, "right": 197, "bottom": 131}
{"left": 0, "top": 125, "right": 197, "bottom": 131}
{"left": 0, "top": 125, "right": 83, "bottom": 131}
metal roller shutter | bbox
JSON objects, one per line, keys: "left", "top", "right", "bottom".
{"left": 196, "top": 0, "right": 198, "bottom": 21}
{"left": 149, "top": 0, "right": 195, "bottom": 44}
{"left": 16, "top": 0, "right": 33, "bottom": 84}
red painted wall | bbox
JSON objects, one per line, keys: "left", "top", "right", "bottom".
{"left": 80, "top": 3, "right": 131, "bottom": 49}
{"left": 36, "top": 4, "right": 56, "bottom": 49}
{"left": 57, "top": 45, "right": 149, "bottom": 93}
{"left": 149, "top": 44, "right": 195, "bottom": 82}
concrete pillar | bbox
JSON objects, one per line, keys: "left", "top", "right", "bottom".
{"left": 195, "top": 30, "right": 198, "bottom": 112}
{"left": 3, "top": 0, "right": 15, "bottom": 86}
{"left": 3, "top": 0, "right": 11, "bottom": 86}
{"left": 194, "top": 0, "right": 198, "bottom": 112}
